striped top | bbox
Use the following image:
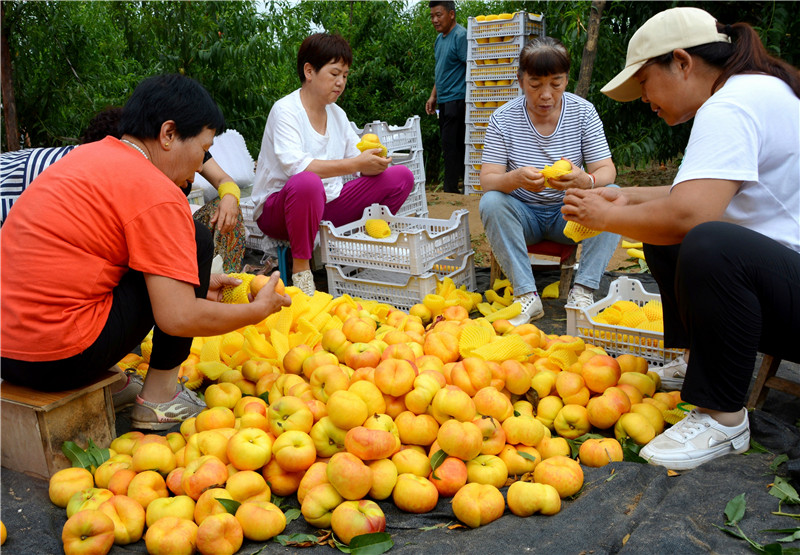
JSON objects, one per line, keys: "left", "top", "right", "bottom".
{"left": 1, "top": 146, "right": 77, "bottom": 224}
{"left": 482, "top": 92, "right": 612, "bottom": 206}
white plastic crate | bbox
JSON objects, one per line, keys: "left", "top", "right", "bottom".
{"left": 187, "top": 186, "right": 204, "bottom": 206}
{"left": 350, "top": 116, "right": 423, "bottom": 153}
{"left": 467, "top": 12, "right": 545, "bottom": 41}
{"left": 466, "top": 103, "right": 497, "bottom": 124}
{"left": 325, "top": 252, "right": 476, "bottom": 311}
{"left": 566, "top": 276, "right": 683, "bottom": 366}
{"left": 320, "top": 204, "right": 471, "bottom": 275}
{"left": 464, "top": 165, "right": 483, "bottom": 194}
{"left": 468, "top": 35, "right": 528, "bottom": 62}
{"left": 465, "top": 123, "right": 487, "bottom": 145}
{"left": 467, "top": 84, "right": 521, "bottom": 104}
{"left": 392, "top": 150, "right": 425, "bottom": 185}
{"left": 396, "top": 180, "right": 428, "bottom": 218}
{"left": 467, "top": 60, "right": 520, "bottom": 83}
{"left": 465, "top": 143, "right": 484, "bottom": 166}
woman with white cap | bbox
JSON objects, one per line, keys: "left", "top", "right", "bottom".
{"left": 562, "top": 7, "right": 800, "bottom": 470}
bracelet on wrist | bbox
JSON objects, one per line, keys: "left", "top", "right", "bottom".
{"left": 587, "top": 173, "right": 596, "bottom": 189}
{"left": 217, "top": 181, "right": 241, "bottom": 205}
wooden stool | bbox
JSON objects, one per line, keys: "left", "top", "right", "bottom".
{"left": 746, "top": 354, "right": 796, "bottom": 409}
{"left": 1, "top": 371, "right": 121, "bottom": 480}
{"left": 489, "top": 241, "right": 578, "bottom": 300}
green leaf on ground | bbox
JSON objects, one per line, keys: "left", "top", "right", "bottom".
{"left": 770, "top": 477, "right": 800, "bottom": 505}
{"left": 284, "top": 508, "right": 301, "bottom": 525}
{"left": 725, "top": 493, "right": 747, "bottom": 525}
{"left": 348, "top": 532, "right": 394, "bottom": 554}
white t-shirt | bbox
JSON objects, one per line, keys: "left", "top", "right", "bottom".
{"left": 252, "top": 89, "right": 361, "bottom": 218}
{"left": 673, "top": 74, "right": 800, "bottom": 253}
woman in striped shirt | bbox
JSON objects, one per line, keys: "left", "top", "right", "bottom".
{"left": 479, "top": 36, "right": 619, "bottom": 326}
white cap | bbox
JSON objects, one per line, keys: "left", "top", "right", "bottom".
{"left": 601, "top": 7, "right": 730, "bottom": 102}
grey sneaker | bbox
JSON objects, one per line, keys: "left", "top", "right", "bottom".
{"left": 112, "top": 371, "right": 143, "bottom": 412}
{"left": 640, "top": 408, "right": 750, "bottom": 470}
{"left": 292, "top": 270, "right": 316, "bottom": 296}
{"left": 566, "top": 284, "right": 595, "bottom": 308}
{"left": 131, "top": 378, "right": 206, "bottom": 431}
{"left": 508, "top": 292, "right": 544, "bottom": 327}
{"left": 653, "top": 355, "right": 687, "bottom": 390}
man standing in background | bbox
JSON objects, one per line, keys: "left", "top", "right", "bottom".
{"left": 426, "top": 1, "right": 467, "bottom": 194}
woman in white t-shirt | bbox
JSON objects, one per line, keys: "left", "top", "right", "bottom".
{"left": 251, "top": 33, "right": 414, "bottom": 295}
{"left": 563, "top": 7, "right": 800, "bottom": 470}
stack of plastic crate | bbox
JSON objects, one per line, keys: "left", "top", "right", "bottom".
{"left": 350, "top": 116, "right": 427, "bottom": 217}
{"left": 321, "top": 204, "right": 475, "bottom": 311}
{"left": 464, "top": 12, "right": 545, "bottom": 195}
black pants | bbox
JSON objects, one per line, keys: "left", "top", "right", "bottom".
{"left": 644, "top": 221, "right": 800, "bottom": 412}
{"left": 1, "top": 222, "right": 215, "bottom": 391}
{"left": 438, "top": 99, "right": 466, "bottom": 194}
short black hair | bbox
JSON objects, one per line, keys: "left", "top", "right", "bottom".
{"left": 429, "top": 1, "right": 456, "bottom": 14}
{"left": 119, "top": 74, "right": 226, "bottom": 140}
{"left": 297, "top": 33, "right": 353, "bottom": 83}
{"left": 519, "top": 36, "right": 571, "bottom": 78}
{"left": 80, "top": 107, "right": 123, "bottom": 144}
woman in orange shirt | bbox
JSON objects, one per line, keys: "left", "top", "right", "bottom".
{"left": 0, "top": 74, "right": 290, "bottom": 430}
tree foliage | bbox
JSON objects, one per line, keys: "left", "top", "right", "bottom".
{"left": 3, "top": 1, "right": 798, "bottom": 180}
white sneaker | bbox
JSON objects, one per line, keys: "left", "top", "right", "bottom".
{"left": 508, "top": 292, "right": 544, "bottom": 327}
{"left": 640, "top": 408, "right": 750, "bottom": 471}
{"left": 653, "top": 355, "right": 687, "bottom": 390}
{"left": 292, "top": 270, "right": 315, "bottom": 296}
{"left": 566, "top": 284, "right": 595, "bottom": 308}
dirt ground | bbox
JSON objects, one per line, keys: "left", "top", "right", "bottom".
{"left": 426, "top": 162, "right": 678, "bottom": 271}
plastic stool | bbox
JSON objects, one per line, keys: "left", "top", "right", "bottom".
{"left": 276, "top": 245, "right": 292, "bottom": 285}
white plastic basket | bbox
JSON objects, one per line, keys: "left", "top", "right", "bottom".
{"left": 325, "top": 252, "right": 476, "bottom": 311}
{"left": 320, "top": 204, "right": 471, "bottom": 275}
{"left": 351, "top": 116, "right": 423, "bottom": 153}
{"left": 466, "top": 84, "right": 521, "bottom": 104}
{"left": 468, "top": 35, "right": 528, "bottom": 62}
{"left": 566, "top": 276, "right": 683, "bottom": 366}
{"left": 467, "top": 60, "right": 520, "bottom": 82}
{"left": 392, "top": 150, "right": 426, "bottom": 185}
{"left": 464, "top": 143, "right": 484, "bottom": 166}
{"left": 187, "top": 187, "right": 205, "bottom": 206}
{"left": 463, "top": 165, "right": 483, "bottom": 194}
{"left": 464, "top": 123, "right": 488, "bottom": 145}
{"left": 466, "top": 103, "right": 498, "bottom": 124}
{"left": 396, "top": 180, "right": 429, "bottom": 218}
{"left": 467, "top": 12, "right": 545, "bottom": 41}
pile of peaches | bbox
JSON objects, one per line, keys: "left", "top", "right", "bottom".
{"left": 52, "top": 292, "right": 681, "bottom": 555}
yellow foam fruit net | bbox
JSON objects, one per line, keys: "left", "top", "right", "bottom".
{"left": 365, "top": 219, "right": 391, "bottom": 239}
{"left": 356, "top": 134, "right": 388, "bottom": 157}
{"left": 643, "top": 300, "right": 663, "bottom": 322}
{"left": 563, "top": 221, "right": 602, "bottom": 243}
{"left": 471, "top": 334, "right": 533, "bottom": 361}
{"left": 221, "top": 272, "right": 255, "bottom": 304}
{"left": 459, "top": 325, "right": 495, "bottom": 359}
{"left": 540, "top": 281, "right": 559, "bottom": 299}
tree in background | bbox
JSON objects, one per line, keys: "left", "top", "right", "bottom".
{"left": 2, "top": 1, "right": 797, "bottom": 182}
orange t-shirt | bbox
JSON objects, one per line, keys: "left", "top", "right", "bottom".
{"left": 1, "top": 137, "right": 199, "bottom": 361}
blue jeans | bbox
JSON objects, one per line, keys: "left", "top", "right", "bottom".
{"left": 479, "top": 190, "right": 620, "bottom": 296}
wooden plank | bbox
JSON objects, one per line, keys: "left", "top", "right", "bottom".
{"left": 0, "top": 371, "right": 122, "bottom": 411}
{"left": 0, "top": 400, "right": 50, "bottom": 479}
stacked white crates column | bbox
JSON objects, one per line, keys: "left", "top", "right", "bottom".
{"left": 350, "top": 116, "right": 427, "bottom": 218}
{"left": 465, "top": 12, "right": 545, "bottom": 195}
{"left": 321, "top": 204, "right": 475, "bottom": 311}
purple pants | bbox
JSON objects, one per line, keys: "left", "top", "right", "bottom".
{"left": 257, "top": 165, "right": 414, "bottom": 260}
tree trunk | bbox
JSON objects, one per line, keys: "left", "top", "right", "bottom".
{"left": 1, "top": 2, "right": 21, "bottom": 151}
{"left": 574, "top": 0, "right": 605, "bottom": 99}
